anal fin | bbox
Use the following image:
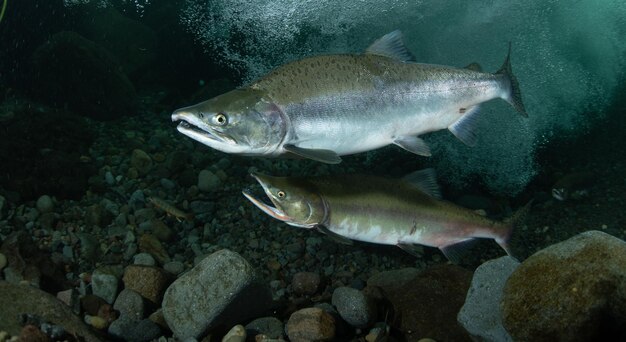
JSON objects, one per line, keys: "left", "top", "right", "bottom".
{"left": 439, "top": 239, "right": 477, "bottom": 264}
{"left": 284, "top": 144, "right": 342, "bottom": 164}
{"left": 397, "top": 243, "right": 425, "bottom": 258}
{"left": 448, "top": 105, "right": 481, "bottom": 146}
{"left": 393, "top": 136, "right": 431, "bottom": 156}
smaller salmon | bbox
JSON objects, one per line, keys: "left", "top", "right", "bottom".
{"left": 148, "top": 197, "right": 194, "bottom": 222}
{"left": 243, "top": 169, "right": 531, "bottom": 263}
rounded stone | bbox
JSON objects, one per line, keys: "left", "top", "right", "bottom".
{"left": 161, "top": 249, "right": 272, "bottom": 340}
{"left": 331, "top": 286, "right": 376, "bottom": 328}
{"left": 286, "top": 307, "right": 336, "bottom": 342}
{"left": 130, "top": 149, "right": 153, "bottom": 176}
{"left": 223, "top": 324, "right": 246, "bottom": 342}
{"left": 245, "top": 317, "right": 284, "bottom": 339}
{"left": 292, "top": 272, "right": 321, "bottom": 295}
{"left": 163, "top": 261, "right": 185, "bottom": 276}
{"left": 91, "top": 270, "right": 119, "bottom": 304}
{"left": 122, "top": 265, "right": 170, "bottom": 305}
{"left": 197, "top": 169, "right": 221, "bottom": 192}
{"left": 36, "top": 195, "right": 54, "bottom": 213}
{"left": 502, "top": 230, "right": 626, "bottom": 341}
{"left": 133, "top": 253, "right": 156, "bottom": 266}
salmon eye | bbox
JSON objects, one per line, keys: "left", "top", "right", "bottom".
{"left": 214, "top": 113, "right": 228, "bottom": 126}
{"left": 277, "top": 191, "right": 285, "bottom": 198}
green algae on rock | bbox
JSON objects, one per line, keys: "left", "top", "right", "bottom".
{"left": 502, "top": 230, "right": 626, "bottom": 341}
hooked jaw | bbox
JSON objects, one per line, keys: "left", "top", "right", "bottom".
{"left": 242, "top": 173, "right": 293, "bottom": 223}
{"left": 171, "top": 109, "right": 235, "bottom": 148}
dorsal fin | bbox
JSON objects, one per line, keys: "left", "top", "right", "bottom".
{"left": 464, "top": 62, "right": 483, "bottom": 72}
{"left": 365, "top": 30, "right": 416, "bottom": 62}
{"left": 402, "top": 168, "right": 442, "bottom": 199}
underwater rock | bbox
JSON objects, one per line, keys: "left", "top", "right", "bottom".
{"left": 78, "top": 233, "right": 101, "bottom": 263}
{"left": 370, "top": 264, "right": 472, "bottom": 342}
{"left": 222, "top": 324, "right": 246, "bottom": 342}
{"left": 0, "top": 231, "right": 68, "bottom": 291}
{"left": 163, "top": 261, "right": 185, "bottom": 276}
{"left": 108, "top": 288, "right": 161, "bottom": 341}
{"left": 151, "top": 218, "right": 174, "bottom": 242}
{"left": 36, "top": 195, "right": 54, "bottom": 214}
{"left": 331, "top": 286, "right": 377, "bottom": 329}
{"left": 18, "top": 325, "right": 49, "bottom": 342}
{"left": 165, "top": 151, "right": 190, "bottom": 173}
{"left": 132, "top": 252, "right": 156, "bottom": 266}
{"left": 502, "top": 230, "right": 626, "bottom": 341}
{"left": 161, "top": 249, "right": 272, "bottom": 340}
{"left": 0, "top": 281, "right": 103, "bottom": 340}
{"left": 286, "top": 307, "right": 336, "bottom": 342}
{"left": 198, "top": 169, "right": 222, "bottom": 192}
{"left": 367, "top": 267, "right": 421, "bottom": 292}
{"left": 292, "top": 272, "right": 321, "bottom": 296}
{"left": 122, "top": 264, "right": 171, "bottom": 305}
{"left": 30, "top": 31, "right": 137, "bottom": 121}
{"left": 130, "top": 149, "right": 153, "bottom": 176}
{"left": 245, "top": 317, "right": 285, "bottom": 340}
{"left": 138, "top": 233, "right": 170, "bottom": 264}
{"left": 112, "top": 288, "right": 145, "bottom": 322}
{"left": 91, "top": 269, "right": 119, "bottom": 304}
{"left": 457, "top": 256, "right": 518, "bottom": 342}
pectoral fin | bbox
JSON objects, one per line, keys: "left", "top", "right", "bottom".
{"left": 448, "top": 105, "right": 481, "bottom": 146}
{"left": 284, "top": 144, "right": 342, "bottom": 164}
{"left": 316, "top": 225, "right": 354, "bottom": 245}
{"left": 393, "top": 136, "right": 431, "bottom": 156}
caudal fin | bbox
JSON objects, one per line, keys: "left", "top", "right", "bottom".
{"left": 496, "top": 43, "right": 528, "bottom": 118}
{"left": 496, "top": 200, "right": 533, "bottom": 261}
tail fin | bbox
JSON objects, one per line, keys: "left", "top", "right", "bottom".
{"left": 496, "top": 43, "right": 528, "bottom": 117}
{"left": 496, "top": 200, "right": 533, "bottom": 261}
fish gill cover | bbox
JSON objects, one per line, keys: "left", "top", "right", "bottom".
{"left": 178, "top": 0, "right": 626, "bottom": 195}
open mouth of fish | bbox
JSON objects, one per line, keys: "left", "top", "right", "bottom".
{"left": 242, "top": 174, "right": 292, "bottom": 222}
{"left": 171, "top": 113, "right": 233, "bottom": 144}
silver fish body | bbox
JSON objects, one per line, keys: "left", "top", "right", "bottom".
{"left": 172, "top": 31, "right": 526, "bottom": 163}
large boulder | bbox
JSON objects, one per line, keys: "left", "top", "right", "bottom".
{"left": 0, "top": 281, "right": 103, "bottom": 341}
{"left": 458, "top": 256, "right": 519, "bottom": 342}
{"left": 368, "top": 264, "right": 473, "bottom": 341}
{"left": 502, "top": 230, "right": 626, "bottom": 341}
{"left": 161, "top": 249, "right": 272, "bottom": 340}
{"left": 30, "top": 31, "right": 137, "bottom": 121}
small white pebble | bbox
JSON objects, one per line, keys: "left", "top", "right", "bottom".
{"left": 222, "top": 324, "right": 246, "bottom": 342}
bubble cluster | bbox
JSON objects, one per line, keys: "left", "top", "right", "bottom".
{"left": 63, "top": 0, "right": 151, "bottom": 16}
{"left": 180, "top": 0, "right": 624, "bottom": 194}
